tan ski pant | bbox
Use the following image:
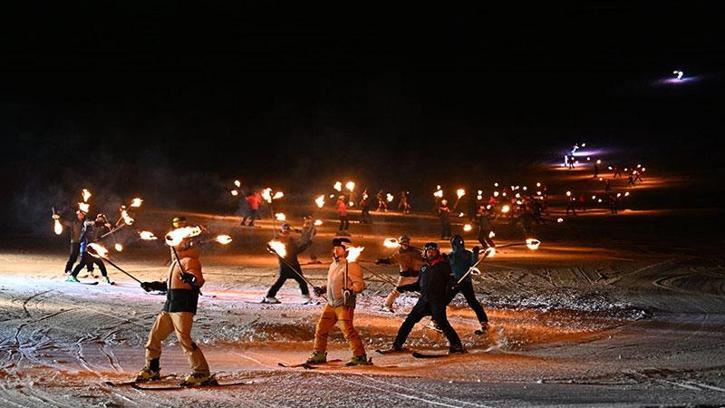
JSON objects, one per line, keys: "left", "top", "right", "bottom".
{"left": 145, "top": 311, "right": 209, "bottom": 374}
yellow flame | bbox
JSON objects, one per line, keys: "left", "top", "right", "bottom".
{"left": 130, "top": 198, "right": 143, "bottom": 208}
{"left": 489, "top": 231, "right": 496, "bottom": 238}
{"left": 456, "top": 188, "right": 465, "bottom": 198}
{"left": 536, "top": 182, "right": 541, "bottom": 187}
{"left": 275, "top": 213, "right": 286, "bottom": 221}
{"left": 262, "top": 188, "right": 273, "bottom": 203}
{"left": 433, "top": 189, "right": 443, "bottom": 198}
{"left": 114, "top": 243, "right": 124, "bottom": 252}
{"left": 501, "top": 205, "right": 510, "bottom": 214}
{"left": 81, "top": 188, "right": 92, "bottom": 203}
{"left": 525, "top": 238, "right": 541, "bottom": 250}
{"left": 268, "top": 240, "right": 287, "bottom": 257}
{"left": 121, "top": 209, "right": 134, "bottom": 225}
{"left": 314, "top": 219, "right": 323, "bottom": 226}
{"left": 557, "top": 217, "right": 564, "bottom": 223}
{"left": 234, "top": 180, "right": 241, "bottom": 188}
{"left": 273, "top": 191, "right": 284, "bottom": 200}
{"left": 315, "top": 195, "right": 325, "bottom": 208}
{"left": 54, "top": 219, "right": 63, "bottom": 235}
{"left": 383, "top": 238, "right": 399, "bottom": 248}
{"left": 493, "top": 191, "right": 499, "bottom": 197}
{"left": 215, "top": 235, "right": 232, "bottom": 245}
{"left": 231, "top": 190, "right": 239, "bottom": 196}
{"left": 386, "top": 193, "right": 394, "bottom": 202}
{"left": 333, "top": 181, "right": 342, "bottom": 191}
{"left": 345, "top": 181, "right": 355, "bottom": 191}
{"left": 87, "top": 243, "right": 108, "bottom": 258}
{"left": 566, "top": 191, "right": 572, "bottom": 197}
{"left": 78, "top": 202, "right": 90, "bottom": 213}
{"left": 463, "top": 224, "right": 472, "bottom": 232}
{"left": 139, "top": 231, "right": 157, "bottom": 240}
{"left": 165, "top": 226, "right": 202, "bottom": 247}
{"left": 346, "top": 246, "right": 364, "bottom": 262}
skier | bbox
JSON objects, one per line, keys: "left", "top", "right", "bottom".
{"left": 375, "top": 235, "right": 424, "bottom": 313}
{"left": 475, "top": 205, "right": 496, "bottom": 249}
{"left": 306, "top": 237, "right": 370, "bottom": 366}
{"left": 566, "top": 194, "right": 577, "bottom": 216}
{"left": 66, "top": 213, "right": 113, "bottom": 284}
{"left": 447, "top": 235, "right": 489, "bottom": 334}
{"left": 241, "top": 191, "right": 262, "bottom": 226}
{"left": 335, "top": 195, "right": 350, "bottom": 234}
{"left": 263, "top": 223, "right": 312, "bottom": 303}
{"left": 376, "top": 189, "right": 388, "bottom": 212}
{"left": 58, "top": 209, "right": 94, "bottom": 276}
{"left": 437, "top": 199, "right": 452, "bottom": 240}
{"left": 359, "top": 190, "right": 373, "bottom": 224}
{"left": 398, "top": 190, "right": 412, "bottom": 214}
{"left": 301, "top": 215, "right": 320, "bottom": 264}
{"left": 385, "top": 242, "right": 465, "bottom": 354}
{"left": 136, "top": 237, "right": 212, "bottom": 386}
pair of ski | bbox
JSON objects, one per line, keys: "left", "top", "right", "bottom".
{"left": 104, "top": 376, "right": 247, "bottom": 391}
{"left": 277, "top": 358, "right": 343, "bottom": 369}
{"left": 375, "top": 348, "right": 453, "bottom": 359}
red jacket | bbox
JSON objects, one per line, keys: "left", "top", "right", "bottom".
{"left": 246, "top": 194, "right": 262, "bottom": 210}
{"left": 336, "top": 199, "right": 347, "bottom": 216}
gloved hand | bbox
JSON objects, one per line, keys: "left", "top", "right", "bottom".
{"left": 180, "top": 272, "right": 197, "bottom": 286}
{"left": 313, "top": 286, "right": 326, "bottom": 296}
{"left": 472, "top": 246, "right": 481, "bottom": 255}
{"left": 141, "top": 281, "right": 166, "bottom": 292}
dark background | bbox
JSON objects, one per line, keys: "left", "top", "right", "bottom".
{"left": 1, "top": 2, "right": 723, "bottom": 233}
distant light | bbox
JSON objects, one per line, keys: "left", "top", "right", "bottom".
{"left": 673, "top": 70, "right": 684, "bottom": 80}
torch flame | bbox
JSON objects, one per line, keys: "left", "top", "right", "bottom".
{"left": 87, "top": 243, "right": 108, "bottom": 258}
{"left": 234, "top": 180, "right": 241, "bottom": 188}
{"left": 231, "top": 190, "right": 239, "bottom": 196}
{"left": 54, "top": 219, "right": 63, "bottom": 235}
{"left": 130, "top": 198, "right": 143, "bottom": 208}
{"left": 273, "top": 191, "right": 284, "bottom": 200}
{"left": 456, "top": 188, "right": 465, "bottom": 199}
{"left": 386, "top": 193, "right": 394, "bottom": 203}
{"left": 268, "top": 240, "right": 287, "bottom": 258}
{"left": 121, "top": 209, "right": 134, "bottom": 225}
{"left": 333, "top": 181, "right": 342, "bottom": 192}
{"left": 165, "top": 226, "right": 202, "bottom": 247}
{"left": 214, "top": 235, "right": 232, "bottom": 245}
{"left": 78, "top": 202, "right": 90, "bottom": 213}
{"left": 314, "top": 219, "right": 323, "bottom": 226}
{"left": 139, "top": 231, "right": 157, "bottom": 240}
{"left": 82, "top": 188, "right": 92, "bottom": 203}
{"left": 383, "top": 238, "right": 399, "bottom": 248}
{"left": 493, "top": 191, "right": 499, "bottom": 197}
{"left": 275, "top": 213, "right": 286, "bottom": 221}
{"left": 525, "top": 238, "right": 541, "bottom": 250}
{"left": 489, "top": 231, "right": 496, "bottom": 238}
{"left": 345, "top": 181, "right": 355, "bottom": 191}
{"left": 433, "top": 189, "right": 443, "bottom": 198}
{"left": 114, "top": 243, "right": 124, "bottom": 252}
{"left": 501, "top": 205, "right": 511, "bottom": 214}
{"left": 262, "top": 188, "right": 273, "bottom": 203}
{"left": 346, "top": 246, "right": 365, "bottom": 262}
{"left": 315, "top": 195, "right": 325, "bottom": 208}
{"left": 463, "top": 224, "right": 472, "bottom": 232}
{"left": 557, "top": 217, "right": 564, "bottom": 223}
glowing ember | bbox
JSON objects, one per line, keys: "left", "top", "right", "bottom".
{"left": 346, "top": 246, "right": 365, "bottom": 262}
{"left": 81, "top": 188, "right": 92, "bottom": 202}
{"left": 383, "top": 238, "right": 399, "bottom": 248}
{"left": 314, "top": 219, "right": 323, "bottom": 226}
{"left": 78, "top": 202, "right": 90, "bottom": 213}
{"left": 345, "top": 181, "right": 355, "bottom": 191}
{"left": 273, "top": 191, "right": 284, "bottom": 200}
{"left": 234, "top": 180, "right": 241, "bottom": 188}
{"left": 488, "top": 231, "right": 496, "bottom": 238}
{"left": 231, "top": 190, "right": 239, "bottom": 196}
{"left": 139, "top": 231, "right": 157, "bottom": 240}
{"left": 456, "top": 188, "right": 465, "bottom": 199}
{"left": 386, "top": 193, "right": 394, "bottom": 202}
{"left": 501, "top": 205, "right": 511, "bottom": 214}
{"left": 315, "top": 195, "right": 325, "bottom": 208}
{"left": 87, "top": 243, "right": 108, "bottom": 258}
{"left": 114, "top": 243, "right": 124, "bottom": 252}
{"left": 53, "top": 219, "right": 63, "bottom": 235}
{"left": 275, "top": 213, "right": 286, "bottom": 221}
{"left": 525, "top": 238, "right": 541, "bottom": 250}
{"left": 463, "top": 224, "right": 472, "bottom": 232}
{"left": 165, "top": 226, "right": 202, "bottom": 247}
{"left": 130, "top": 198, "right": 143, "bottom": 208}
{"left": 268, "top": 240, "right": 287, "bottom": 258}
{"left": 214, "top": 235, "right": 233, "bottom": 245}
{"left": 333, "top": 181, "right": 342, "bottom": 192}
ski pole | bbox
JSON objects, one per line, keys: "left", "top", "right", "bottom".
{"left": 86, "top": 246, "right": 143, "bottom": 283}
{"left": 266, "top": 245, "right": 320, "bottom": 290}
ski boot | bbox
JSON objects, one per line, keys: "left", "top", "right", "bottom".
{"left": 181, "top": 372, "right": 216, "bottom": 387}
{"left": 301, "top": 294, "right": 312, "bottom": 304}
{"left": 448, "top": 345, "right": 467, "bottom": 355}
{"left": 102, "top": 276, "right": 113, "bottom": 285}
{"left": 65, "top": 275, "right": 80, "bottom": 283}
{"left": 305, "top": 351, "right": 327, "bottom": 364}
{"left": 135, "top": 359, "right": 161, "bottom": 382}
{"left": 261, "top": 296, "right": 280, "bottom": 304}
{"left": 346, "top": 354, "right": 372, "bottom": 366}
{"left": 381, "top": 305, "right": 395, "bottom": 313}
{"left": 474, "top": 322, "right": 489, "bottom": 336}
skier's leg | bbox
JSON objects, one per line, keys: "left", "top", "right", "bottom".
{"left": 336, "top": 306, "right": 365, "bottom": 357}
{"left": 145, "top": 312, "right": 175, "bottom": 365}
{"left": 95, "top": 259, "right": 108, "bottom": 277}
{"left": 384, "top": 289, "right": 401, "bottom": 309}
{"left": 460, "top": 279, "right": 488, "bottom": 323}
{"left": 70, "top": 253, "right": 89, "bottom": 277}
{"left": 266, "top": 273, "right": 287, "bottom": 298}
{"left": 393, "top": 301, "right": 429, "bottom": 348}
{"left": 430, "top": 303, "right": 463, "bottom": 349}
{"left": 291, "top": 271, "right": 309, "bottom": 296}
{"left": 313, "top": 304, "right": 338, "bottom": 354}
{"left": 65, "top": 243, "right": 80, "bottom": 272}
{"left": 170, "top": 312, "right": 209, "bottom": 374}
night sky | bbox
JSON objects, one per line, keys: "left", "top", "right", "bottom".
{"left": 1, "top": 3, "right": 723, "bottom": 231}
